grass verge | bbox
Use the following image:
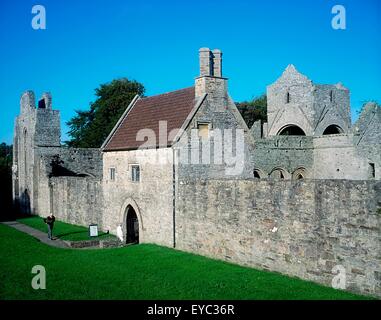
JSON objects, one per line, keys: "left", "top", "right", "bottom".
{"left": 0, "top": 223, "right": 372, "bottom": 300}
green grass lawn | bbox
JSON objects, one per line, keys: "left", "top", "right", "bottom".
{"left": 17, "top": 215, "right": 115, "bottom": 241}
{"left": 0, "top": 224, "right": 372, "bottom": 300}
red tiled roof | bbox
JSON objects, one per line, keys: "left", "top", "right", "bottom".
{"left": 103, "top": 87, "right": 196, "bottom": 151}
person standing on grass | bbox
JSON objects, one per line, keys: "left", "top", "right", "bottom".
{"left": 44, "top": 213, "right": 55, "bottom": 240}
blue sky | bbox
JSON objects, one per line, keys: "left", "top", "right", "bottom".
{"left": 0, "top": 0, "right": 380, "bottom": 144}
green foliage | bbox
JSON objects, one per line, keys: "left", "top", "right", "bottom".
{"left": 17, "top": 216, "right": 115, "bottom": 241}
{"left": 0, "top": 142, "right": 12, "bottom": 167}
{"left": 0, "top": 223, "right": 371, "bottom": 300}
{"left": 236, "top": 94, "right": 267, "bottom": 128}
{"left": 0, "top": 143, "right": 13, "bottom": 219}
{"left": 66, "top": 78, "right": 145, "bottom": 148}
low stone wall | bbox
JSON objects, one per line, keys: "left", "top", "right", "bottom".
{"left": 50, "top": 176, "right": 104, "bottom": 229}
{"left": 63, "top": 239, "right": 124, "bottom": 249}
{"left": 175, "top": 178, "right": 381, "bottom": 298}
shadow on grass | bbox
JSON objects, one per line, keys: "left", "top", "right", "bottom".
{"left": 54, "top": 230, "right": 87, "bottom": 238}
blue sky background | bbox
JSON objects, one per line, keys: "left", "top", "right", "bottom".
{"left": 0, "top": 0, "right": 380, "bottom": 144}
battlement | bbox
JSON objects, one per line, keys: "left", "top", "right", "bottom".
{"left": 20, "top": 90, "right": 53, "bottom": 113}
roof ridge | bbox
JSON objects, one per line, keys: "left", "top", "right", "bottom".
{"left": 140, "top": 86, "right": 194, "bottom": 100}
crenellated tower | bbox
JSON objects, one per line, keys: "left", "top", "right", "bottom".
{"left": 13, "top": 90, "right": 61, "bottom": 214}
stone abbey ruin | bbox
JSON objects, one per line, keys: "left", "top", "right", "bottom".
{"left": 12, "top": 48, "right": 381, "bottom": 297}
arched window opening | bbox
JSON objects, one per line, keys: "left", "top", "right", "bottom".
{"left": 292, "top": 168, "right": 308, "bottom": 180}
{"left": 323, "top": 125, "right": 343, "bottom": 135}
{"left": 270, "top": 168, "right": 288, "bottom": 180}
{"left": 253, "top": 169, "right": 265, "bottom": 179}
{"left": 278, "top": 125, "right": 306, "bottom": 136}
{"left": 286, "top": 92, "right": 290, "bottom": 104}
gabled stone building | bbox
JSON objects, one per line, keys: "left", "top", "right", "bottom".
{"left": 100, "top": 48, "right": 254, "bottom": 246}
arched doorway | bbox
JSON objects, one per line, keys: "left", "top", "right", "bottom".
{"left": 277, "top": 125, "right": 306, "bottom": 136}
{"left": 126, "top": 205, "right": 139, "bottom": 244}
{"left": 323, "top": 125, "right": 343, "bottom": 135}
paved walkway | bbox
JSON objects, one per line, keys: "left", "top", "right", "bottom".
{"left": 1, "top": 221, "right": 70, "bottom": 248}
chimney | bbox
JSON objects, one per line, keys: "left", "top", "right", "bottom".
{"left": 199, "top": 48, "right": 213, "bottom": 76}
{"left": 195, "top": 47, "right": 227, "bottom": 98}
{"left": 198, "top": 48, "right": 223, "bottom": 77}
{"left": 212, "top": 49, "right": 222, "bottom": 77}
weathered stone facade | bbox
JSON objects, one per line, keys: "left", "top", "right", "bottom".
{"left": 252, "top": 65, "right": 381, "bottom": 180}
{"left": 175, "top": 178, "right": 381, "bottom": 297}
{"left": 12, "top": 91, "right": 103, "bottom": 221}
{"left": 12, "top": 48, "right": 381, "bottom": 298}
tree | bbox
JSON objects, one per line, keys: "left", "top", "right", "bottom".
{"left": 0, "top": 142, "right": 13, "bottom": 219}
{"left": 66, "top": 78, "right": 145, "bottom": 148}
{"left": 236, "top": 94, "right": 267, "bottom": 128}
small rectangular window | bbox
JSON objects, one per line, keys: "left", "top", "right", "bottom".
{"left": 131, "top": 165, "right": 140, "bottom": 182}
{"left": 110, "top": 168, "right": 115, "bottom": 181}
{"left": 369, "top": 163, "right": 375, "bottom": 179}
{"left": 198, "top": 123, "right": 209, "bottom": 140}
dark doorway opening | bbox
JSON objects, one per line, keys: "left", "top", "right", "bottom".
{"left": 126, "top": 205, "right": 139, "bottom": 244}
{"left": 323, "top": 125, "right": 343, "bottom": 135}
{"left": 278, "top": 125, "right": 306, "bottom": 136}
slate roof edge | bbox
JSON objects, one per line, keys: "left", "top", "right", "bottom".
{"left": 100, "top": 94, "right": 140, "bottom": 151}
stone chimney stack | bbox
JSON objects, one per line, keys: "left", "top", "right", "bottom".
{"left": 196, "top": 48, "right": 227, "bottom": 98}
{"left": 212, "top": 49, "right": 222, "bottom": 77}
{"left": 198, "top": 48, "right": 223, "bottom": 77}
{"left": 199, "top": 48, "right": 213, "bottom": 76}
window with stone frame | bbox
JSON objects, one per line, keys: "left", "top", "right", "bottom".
{"left": 109, "top": 168, "right": 116, "bottom": 181}
{"left": 369, "top": 163, "right": 375, "bottom": 179}
{"left": 131, "top": 165, "right": 140, "bottom": 182}
{"left": 197, "top": 123, "right": 210, "bottom": 140}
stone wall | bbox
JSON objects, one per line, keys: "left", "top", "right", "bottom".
{"left": 252, "top": 136, "right": 314, "bottom": 177}
{"left": 175, "top": 178, "right": 381, "bottom": 297}
{"left": 50, "top": 176, "right": 104, "bottom": 228}
{"left": 312, "top": 134, "right": 379, "bottom": 180}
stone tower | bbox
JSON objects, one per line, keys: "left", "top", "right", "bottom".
{"left": 265, "top": 65, "right": 351, "bottom": 137}
{"left": 13, "top": 90, "right": 61, "bottom": 214}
